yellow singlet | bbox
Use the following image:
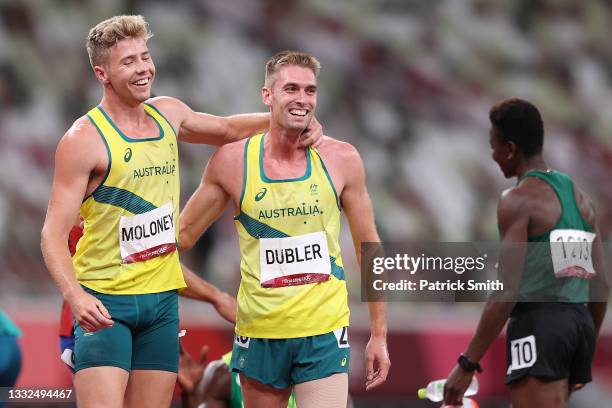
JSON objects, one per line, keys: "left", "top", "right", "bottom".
{"left": 72, "top": 104, "right": 186, "bottom": 294}
{"left": 234, "top": 133, "right": 349, "bottom": 338}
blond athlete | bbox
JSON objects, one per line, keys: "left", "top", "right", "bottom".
{"left": 41, "top": 16, "right": 319, "bottom": 408}
{"left": 180, "top": 51, "right": 390, "bottom": 408}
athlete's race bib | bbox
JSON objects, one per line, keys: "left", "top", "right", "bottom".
{"left": 259, "top": 231, "right": 331, "bottom": 288}
{"left": 119, "top": 202, "right": 176, "bottom": 264}
{"left": 549, "top": 229, "right": 596, "bottom": 279}
{"left": 507, "top": 335, "right": 537, "bottom": 374}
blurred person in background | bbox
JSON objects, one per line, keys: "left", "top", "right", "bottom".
{"left": 179, "top": 50, "right": 389, "bottom": 408}
{"left": 40, "top": 15, "right": 321, "bottom": 408}
{"left": 444, "top": 98, "right": 609, "bottom": 407}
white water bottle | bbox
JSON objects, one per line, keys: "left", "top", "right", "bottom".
{"left": 417, "top": 376, "right": 479, "bottom": 402}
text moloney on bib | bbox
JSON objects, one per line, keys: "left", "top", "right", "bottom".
{"left": 119, "top": 202, "right": 176, "bottom": 264}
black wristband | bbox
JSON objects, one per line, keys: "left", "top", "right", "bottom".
{"left": 458, "top": 354, "right": 483, "bottom": 373}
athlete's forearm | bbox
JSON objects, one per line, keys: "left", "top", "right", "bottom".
{"left": 223, "top": 113, "right": 269, "bottom": 144}
{"left": 367, "top": 301, "right": 387, "bottom": 338}
{"left": 179, "top": 264, "right": 222, "bottom": 303}
{"left": 464, "top": 300, "right": 515, "bottom": 363}
{"left": 179, "top": 112, "right": 269, "bottom": 145}
{"left": 41, "top": 231, "right": 83, "bottom": 302}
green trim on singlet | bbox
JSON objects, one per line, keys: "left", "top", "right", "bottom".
{"left": 84, "top": 114, "right": 113, "bottom": 202}
{"left": 317, "top": 152, "right": 341, "bottom": 210}
{"left": 235, "top": 212, "right": 345, "bottom": 280}
{"left": 92, "top": 185, "right": 157, "bottom": 214}
{"left": 259, "top": 134, "right": 312, "bottom": 183}
{"left": 518, "top": 170, "right": 593, "bottom": 302}
{"left": 143, "top": 103, "right": 178, "bottom": 142}
{"left": 238, "top": 138, "right": 251, "bottom": 211}
{"left": 97, "top": 106, "right": 164, "bottom": 142}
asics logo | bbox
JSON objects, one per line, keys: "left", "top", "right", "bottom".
{"left": 255, "top": 188, "right": 267, "bottom": 202}
{"left": 124, "top": 148, "right": 133, "bottom": 162}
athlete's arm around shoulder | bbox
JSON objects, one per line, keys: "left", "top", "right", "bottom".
{"left": 319, "top": 137, "right": 391, "bottom": 390}
{"left": 148, "top": 96, "right": 268, "bottom": 145}
{"left": 179, "top": 140, "right": 245, "bottom": 251}
{"left": 41, "top": 117, "right": 113, "bottom": 333}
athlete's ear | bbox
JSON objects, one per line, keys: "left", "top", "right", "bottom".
{"left": 94, "top": 65, "right": 110, "bottom": 85}
{"left": 506, "top": 141, "right": 518, "bottom": 160}
{"left": 262, "top": 86, "right": 272, "bottom": 108}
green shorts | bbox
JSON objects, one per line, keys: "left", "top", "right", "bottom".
{"left": 229, "top": 327, "right": 350, "bottom": 389}
{"left": 73, "top": 287, "right": 179, "bottom": 373}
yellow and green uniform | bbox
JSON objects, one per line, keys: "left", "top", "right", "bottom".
{"left": 222, "top": 352, "right": 297, "bottom": 408}
{"left": 74, "top": 104, "right": 185, "bottom": 294}
{"left": 233, "top": 133, "right": 349, "bottom": 339}
{"left": 229, "top": 133, "right": 351, "bottom": 389}
{"left": 70, "top": 104, "right": 184, "bottom": 374}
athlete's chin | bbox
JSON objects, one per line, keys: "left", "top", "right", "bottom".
{"left": 133, "top": 90, "right": 152, "bottom": 103}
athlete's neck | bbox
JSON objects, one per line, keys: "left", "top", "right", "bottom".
{"left": 99, "top": 91, "right": 149, "bottom": 127}
{"left": 266, "top": 123, "right": 306, "bottom": 161}
{"left": 515, "top": 155, "right": 549, "bottom": 178}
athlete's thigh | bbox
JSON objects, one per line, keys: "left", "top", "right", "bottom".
{"left": 510, "top": 376, "right": 569, "bottom": 408}
{"left": 74, "top": 366, "right": 129, "bottom": 408}
{"left": 73, "top": 318, "right": 132, "bottom": 372}
{"left": 240, "top": 374, "right": 292, "bottom": 408}
{"left": 131, "top": 291, "right": 179, "bottom": 372}
{"left": 293, "top": 372, "right": 348, "bottom": 408}
{"left": 124, "top": 369, "right": 177, "bottom": 408}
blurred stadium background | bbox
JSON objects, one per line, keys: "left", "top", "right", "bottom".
{"left": 0, "top": 0, "right": 611, "bottom": 406}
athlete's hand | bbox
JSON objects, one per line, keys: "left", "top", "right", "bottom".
{"left": 67, "top": 289, "right": 113, "bottom": 333}
{"left": 178, "top": 344, "right": 209, "bottom": 393}
{"left": 365, "top": 335, "right": 390, "bottom": 390}
{"left": 213, "top": 291, "right": 237, "bottom": 324}
{"left": 443, "top": 364, "right": 474, "bottom": 406}
{"left": 299, "top": 116, "right": 323, "bottom": 147}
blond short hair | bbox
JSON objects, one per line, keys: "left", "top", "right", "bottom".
{"left": 86, "top": 15, "right": 153, "bottom": 69}
{"left": 265, "top": 51, "right": 321, "bottom": 87}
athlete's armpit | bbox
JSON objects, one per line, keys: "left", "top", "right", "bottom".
{"left": 179, "top": 150, "right": 232, "bottom": 251}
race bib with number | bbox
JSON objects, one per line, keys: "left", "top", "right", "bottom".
{"left": 333, "top": 327, "right": 350, "bottom": 349}
{"left": 507, "top": 335, "right": 537, "bottom": 374}
{"left": 550, "top": 229, "right": 596, "bottom": 279}
{"left": 119, "top": 202, "right": 176, "bottom": 264}
{"left": 259, "top": 231, "right": 331, "bottom": 288}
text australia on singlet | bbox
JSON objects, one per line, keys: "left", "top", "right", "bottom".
{"left": 258, "top": 201, "right": 331, "bottom": 288}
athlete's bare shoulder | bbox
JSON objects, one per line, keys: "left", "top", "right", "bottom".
{"left": 497, "top": 184, "right": 532, "bottom": 224}
{"left": 206, "top": 138, "right": 248, "bottom": 196}
{"left": 315, "top": 136, "right": 359, "bottom": 160}
{"left": 146, "top": 96, "right": 189, "bottom": 129}
{"left": 147, "top": 95, "right": 182, "bottom": 111}
{"left": 213, "top": 138, "right": 247, "bottom": 165}
{"left": 509, "top": 176, "right": 554, "bottom": 212}
{"left": 59, "top": 115, "right": 104, "bottom": 156}
{"left": 573, "top": 183, "right": 597, "bottom": 228}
